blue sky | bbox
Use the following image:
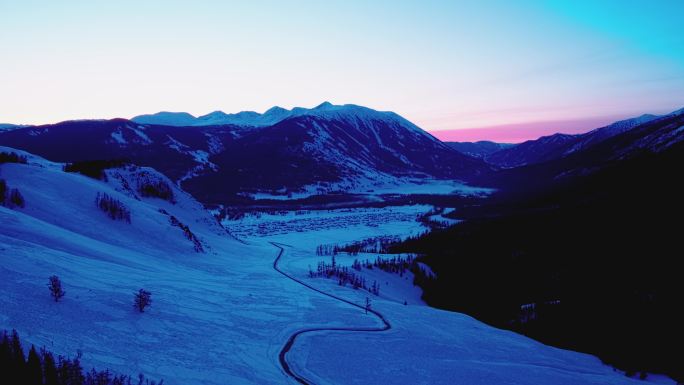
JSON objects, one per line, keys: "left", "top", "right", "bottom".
{"left": 1, "top": 0, "right": 683, "bottom": 141}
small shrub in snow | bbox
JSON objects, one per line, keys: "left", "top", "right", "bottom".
{"left": 95, "top": 192, "right": 131, "bottom": 223}
{"left": 134, "top": 289, "right": 152, "bottom": 313}
{"left": 47, "top": 275, "right": 65, "bottom": 302}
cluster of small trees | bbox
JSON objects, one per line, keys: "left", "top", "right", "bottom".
{"left": 0, "top": 329, "right": 162, "bottom": 385}
{"left": 47, "top": 276, "right": 152, "bottom": 314}
{"left": 351, "top": 255, "right": 415, "bottom": 277}
{"left": 0, "top": 179, "right": 25, "bottom": 208}
{"left": 96, "top": 192, "right": 131, "bottom": 223}
{"left": 63, "top": 159, "right": 128, "bottom": 180}
{"left": 136, "top": 174, "right": 174, "bottom": 202}
{"left": 159, "top": 209, "right": 204, "bottom": 252}
{"left": 0, "top": 151, "right": 28, "bottom": 164}
{"left": 309, "top": 257, "right": 381, "bottom": 295}
{"left": 316, "top": 235, "right": 401, "bottom": 256}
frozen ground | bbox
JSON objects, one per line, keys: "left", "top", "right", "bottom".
{"left": 0, "top": 146, "right": 675, "bottom": 384}
{"left": 247, "top": 177, "right": 494, "bottom": 201}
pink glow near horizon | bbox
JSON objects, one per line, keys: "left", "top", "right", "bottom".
{"left": 1, "top": 2, "right": 683, "bottom": 143}
{"left": 429, "top": 116, "right": 620, "bottom": 143}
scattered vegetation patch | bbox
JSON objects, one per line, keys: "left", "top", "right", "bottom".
{"left": 64, "top": 159, "right": 128, "bottom": 180}
{"left": 0, "top": 179, "right": 25, "bottom": 208}
{"left": 0, "top": 329, "right": 162, "bottom": 385}
{"left": 136, "top": 172, "right": 174, "bottom": 202}
{"left": 309, "top": 253, "right": 434, "bottom": 300}
{"left": 316, "top": 235, "right": 403, "bottom": 256}
{"left": 158, "top": 209, "right": 204, "bottom": 252}
{"left": 0, "top": 151, "right": 28, "bottom": 164}
{"left": 95, "top": 192, "right": 131, "bottom": 223}
{"left": 309, "top": 255, "right": 381, "bottom": 295}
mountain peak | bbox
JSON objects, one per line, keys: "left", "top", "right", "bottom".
{"left": 314, "top": 101, "right": 334, "bottom": 110}
{"left": 131, "top": 111, "right": 197, "bottom": 126}
{"left": 201, "top": 110, "right": 229, "bottom": 118}
{"left": 264, "top": 106, "right": 287, "bottom": 114}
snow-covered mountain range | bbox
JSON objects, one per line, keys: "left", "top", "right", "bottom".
{"left": 2, "top": 104, "right": 682, "bottom": 205}
{"left": 131, "top": 102, "right": 413, "bottom": 128}
{"left": 0, "top": 103, "right": 492, "bottom": 204}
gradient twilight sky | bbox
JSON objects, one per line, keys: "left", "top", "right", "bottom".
{"left": 1, "top": 1, "right": 683, "bottom": 142}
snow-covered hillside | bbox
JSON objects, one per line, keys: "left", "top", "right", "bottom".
{"left": 1, "top": 147, "right": 674, "bottom": 384}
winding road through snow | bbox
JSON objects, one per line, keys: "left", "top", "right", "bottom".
{"left": 270, "top": 242, "right": 392, "bottom": 385}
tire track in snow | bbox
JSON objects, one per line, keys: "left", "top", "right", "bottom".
{"left": 271, "top": 242, "right": 391, "bottom": 385}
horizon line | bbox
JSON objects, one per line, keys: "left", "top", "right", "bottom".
{"left": 3, "top": 104, "right": 681, "bottom": 144}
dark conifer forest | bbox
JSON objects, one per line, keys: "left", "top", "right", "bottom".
{"left": 0, "top": 329, "right": 161, "bottom": 385}
{"left": 391, "top": 139, "right": 684, "bottom": 381}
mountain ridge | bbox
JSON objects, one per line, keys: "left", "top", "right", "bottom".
{"left": 0, "top": 103, "right": 492, "bottom": 205}
{"left": 130, "top": 101, "right": 415, "bottom": 128}
{"left": 482, "top": 110, "right": 672, "bottom": 167}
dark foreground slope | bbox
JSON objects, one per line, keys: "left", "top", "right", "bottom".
{"left": 393, "top": 114, "right": 684, "bottom": 380}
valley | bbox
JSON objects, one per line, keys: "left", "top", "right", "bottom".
{"left": 3, "top": 2, "right": 683, "bottom": 384}
{"left": 2, "top": 103, "right": 683, "bottom": 384}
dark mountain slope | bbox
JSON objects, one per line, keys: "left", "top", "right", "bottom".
{"left": 446, "top": 141, "right": 514, "bottom": 159}
{"left": 392, "top": 115, "right": 684, "bottom": 381}
{"left": 479, "top": 111, "right": 684, "bottom": 191}
{"left": 485, "top": 113, "right": 662, "bottom": 167}
{"left": 0, "top": 119, "right": 230, "bottom": 181}
{"left": 182, "top": 113, "right": 492, "bottom": 203}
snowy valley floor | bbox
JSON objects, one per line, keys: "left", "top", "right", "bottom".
{"left": 224, "top": 207, "right": 676, "bottom": 385}
{"left": 0, "top": 152, "right": 675, "bottom": 384}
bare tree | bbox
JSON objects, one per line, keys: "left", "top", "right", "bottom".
{"left": 365, "top": 297, "right": 371, "bottom": 314}
{"left": 47, "top": 275, "right": 65, "bottom": 302}
{"left": 134, "top": 289, "right": 152, "bottom": 313}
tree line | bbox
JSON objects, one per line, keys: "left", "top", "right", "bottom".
{"left": 316, "top": 235, "right": 403, "bottom": 256}
{"left": 63, "top": 160, "right": 128, "bottom": 181}
{"left": 96, "top": 192, "right": 131, "bottom": 223}
{"left": 0, "top": 329, "right": 162, "bottom": 385}
{"left": 0, "top": 151, "right": 28, "bottom": 164}
{"left": 309, "top": 256, "right": 381, "bottom": 295}
{"left": 158, "top": 209, "right": 204, "bottom": 253}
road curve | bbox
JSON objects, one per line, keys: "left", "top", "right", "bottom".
{"left": 270, "top": 242, "right": 392, "bottom": 385}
